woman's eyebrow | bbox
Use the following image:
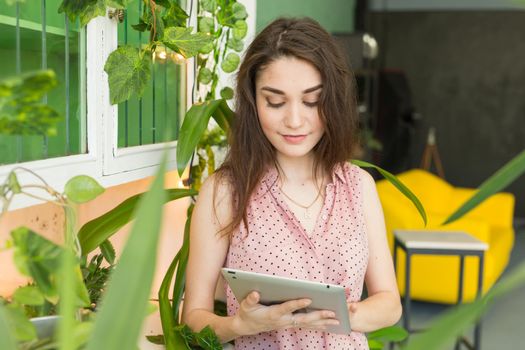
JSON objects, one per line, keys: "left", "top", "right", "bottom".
{"left": 261, "top": 84, "right": 323, "bottom": 95}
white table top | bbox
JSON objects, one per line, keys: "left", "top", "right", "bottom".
{"left": 393, "top": 230, "right": 488, "bottom": 251}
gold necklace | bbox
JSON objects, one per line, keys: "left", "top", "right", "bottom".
{"left": 279, "top": 184, "right": 323, "bottom": 219}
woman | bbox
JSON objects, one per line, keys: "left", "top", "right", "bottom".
{"left": 182, "top": 17, "right": 401, "bottom": 349}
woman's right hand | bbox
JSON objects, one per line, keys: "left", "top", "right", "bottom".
{"left": 234, "top": 291, "right": 340, "bottom": 335}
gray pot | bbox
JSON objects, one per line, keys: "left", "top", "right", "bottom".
{"left": 30, "top": 315, "right": 60, "bottom": 340}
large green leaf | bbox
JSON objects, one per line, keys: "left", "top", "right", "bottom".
{"left": 11, "top": 227, "right": 90, "bottom": 307}
{"left": 84, "top": 152, "right": 169, "bottom": 350}
{"left": 172, "top": 207, "right": 193, "bottom": 323}
{"left": 162, "top": 1, "right": 189, "bottom": 28}
{"left": 403, "top": 260, "right": 525, "bottom": 350}
{"left": 4, "top": 303, "right": 37, "bottom": 342}
{"left": 78, "top": 0, "right": 105, "bottom": 27}
{"left": 368, "top": 325, "right": 408, "bottom": 342}
{"left": 163, "top": 27, "right": 214, "bottom": 58}
{"left": 78, "top": 188, "right": 196, "bottom": 255}
{"left": 0, "top": 70, "right": 60, "bottom": 136}
{"left": 176, "top": 99, "right": 223, "bottom": 175}
{"left": 0, "top": 303, "right": 18, "bottom": 350}
{"left": 64, "top": 175, "right": 105, "bottom": 204}
{"left": 351, "top": 159, "right": 427, "bottom": 226}
{"left": 12, "top": 286, "right": 45, "bottom": 306}
{"left": 11, "top": 227, "right": 63, "bottom": 300}
{"left": 58, "top": 0, "right": 102, "bottom": 24}
{"left": 212, "top": 99, "right": 233, "bottom": 132}
{"left": 443, "top": 149, "right": 525, "bottom": 225}
{"left": 158, "top": 251, "right": 185, "bottom": 350}
{"left": 57, "top": 249, "right": 77, "bottom": 350}
{"left": 104, "top": 45, "right": 151, "bottom": 105}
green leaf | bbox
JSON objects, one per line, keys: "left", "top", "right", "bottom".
{"left": 57, "top": 249, "right": 77, "bottom": 350}
{"left": 171, "top": 210, "right": 192, "bottom": 323}
{"left": 198, "top": 67, "right": 213, "bottom": 84}
{"left": 11, "top": 227, "right": 62, "bottom": 300}
{"left": 201, "top": 0, "right": 217, "bottom": 12}
{"left": 106, "top": 0, "right": 133, "bottom": 8}
{"left": 8, "top": 171, "right": 21, "bottom": 194}
{"left": 104, "top": 45, "right": 151, "bottom": 105}
{"left": 368, "top": 325, "right": 408, "bottom": 342}
{"left": 212, "top": 98, "right": 234, "bottom": 132}
{"left": 78, "top": 188, "right": 197, "bottom": 255}
{"left": 173, "top": 324, "right": 194, "bottom": 348}
{"left": 220, "top": 87, "right": 234, "bottom": 100}
{"left": 443, "top": 149, "right": 525, "bottom": 225}
{"left": 221, "top": 52, "right": 240, "bottom": 73}
{"left": 64, "top": 175, "right": 105, "bottom": 204}
{"left": 198, "top": 16, "right": 215, "bottom": 34}
{"left": 232, "top": 19, "right": 247, "bottom": 39}
{"left": 198, "top": 41, "right": 214, "bottom": 54}
{"left": 4, "top": 303, "right": 37, "bottom": 342}
{"left": 367, "top": 339, "right": 384, "bottom": 350}
{"left": 194, "top": 325, "right": 222, "bottom": 349}
{"left": 131, "top": 20, "right": 148, "bottom": 32}
{"left": 404, "top": 260, "right": 525, "bottom": 350}
{"left": 99, "top": 240, "right": 116, "bottom": 265}
{"left": 176, "top": 99, "right": 223, "bottom": 175}
{"left": 351, "top": 159, "right": 427, "bottom": 226}
{"left": 0, "top": 303, "right": 18, "bottom": 350}
{"left": 162, "top": 27, "right": 214, "bottom": 58}
{"left": 227, "top": 36, "right": 244, "bottom": 52}
{"left": 58, "top": 0, "right": 98, "bottom": 24}
{"left": 78, "top": 0, "right": 106, "bottom": 27}
{"left": 0, "top": 70, "right": 60, "bottom": 136}
{"left": 158, "top": 250, "right": 181, "bottom": 349}
{"left": 138, "top": 4, "right": 165, "bottom": 41}
{"left": 84, "top": 152, "right": 169, "bottom": 350}
{"left": 232, "top": 2, "right": 247, "bottom": 19}
{"left": 11, "top": 227, "right": 90, "bottom": 307}
{"left": 12, "top": 285, "right": 45, "bottom": 306}
{"left": 162, "top": 1, "right": 189, "bottom": 28}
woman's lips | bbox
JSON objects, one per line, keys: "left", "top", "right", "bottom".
{"left": 282, "top": 134, "right": 307, "bottom": 144}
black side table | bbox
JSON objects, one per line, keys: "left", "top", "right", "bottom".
{"left": 393, "top": 230, "right": 488, "bottom": 350}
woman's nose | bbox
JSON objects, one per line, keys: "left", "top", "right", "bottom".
{"left": 284, "top": 103, "right": 304, "bottom": 128}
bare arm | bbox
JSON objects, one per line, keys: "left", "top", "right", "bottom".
{"left": 347, "top": 168, "right": 402, "bottom": 332}
{"left": 181, "top": 174, "right": 241, "bottom": 342}
{"left": 182, "top": 175, "right": 339, "bottom": 343}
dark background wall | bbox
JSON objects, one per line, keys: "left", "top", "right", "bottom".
{"left": 368, "top": 11, "right": 525, "bottom": 217}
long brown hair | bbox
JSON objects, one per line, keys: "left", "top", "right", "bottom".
{"left": 215, "top": 17, "right": 359, "bottom": 237}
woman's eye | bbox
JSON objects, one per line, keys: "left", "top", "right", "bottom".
{"left": 304, "top": 101, "right": 319, "bottom": 108}
{"left": 267, "top": 101, "right": 285, "bottom": 108}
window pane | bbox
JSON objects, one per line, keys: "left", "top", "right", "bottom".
{"left": 117, "top": 2, "right": 185, "bottom": 148}
{"left": 0, "top": 0, "right": 86, "bottom": 165}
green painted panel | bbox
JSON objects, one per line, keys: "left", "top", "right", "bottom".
{"left": 256, "top": 0, "right": 355, "bottom": 33}
{"left": 116, "top": 1, "right": 184, "bottom": 148}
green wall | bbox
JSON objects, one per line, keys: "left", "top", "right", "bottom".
{"left": 256, "top": 0, "right": 356, "bottom": 33}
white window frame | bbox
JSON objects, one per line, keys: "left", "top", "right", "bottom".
{"left": 0, "top": 0, "right": 256, "bottom": 210}
{"left": 0, "top": 13, "right": 192, "bottom": 210}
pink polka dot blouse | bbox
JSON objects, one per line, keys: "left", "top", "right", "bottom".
{"left": 225, "top": 163, "right": 369, "bottom": 349}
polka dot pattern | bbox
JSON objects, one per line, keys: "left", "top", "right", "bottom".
{"left": 225, "top": 163, "right": 369, "bottom": 349}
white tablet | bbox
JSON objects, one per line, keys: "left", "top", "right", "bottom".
{"left": 221, "top": 268, "right": 351, "bottom": 334}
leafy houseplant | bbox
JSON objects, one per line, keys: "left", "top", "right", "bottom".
{"left": 5, "top": 2, "right": 524, "bottom": 350}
